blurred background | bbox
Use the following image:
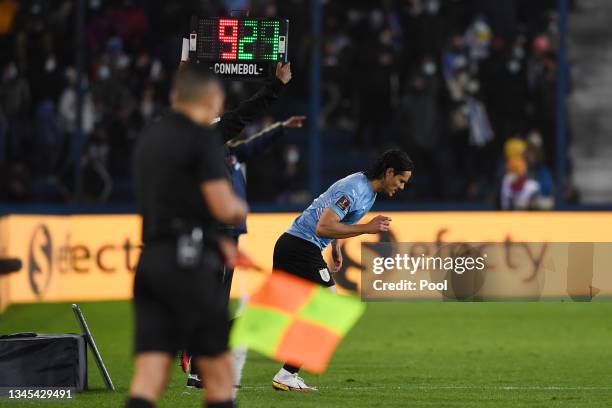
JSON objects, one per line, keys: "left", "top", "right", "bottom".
{"left": 1, "top": 5, "right": 611, "bottom": 403}
{"left": 0, "top": 0, "right": 610, "bottom": 212}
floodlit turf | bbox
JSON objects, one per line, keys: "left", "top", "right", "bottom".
{"left": 1, "top": 300, "right": 611, "bottom": 407}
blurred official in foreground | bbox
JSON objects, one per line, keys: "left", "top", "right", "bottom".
{"left": 126, "top": 66, "right": 247, "bottom": 408}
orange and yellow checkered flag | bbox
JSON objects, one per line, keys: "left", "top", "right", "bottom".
{"left": 230, "top": 271, "right": 365, "bottom": 374}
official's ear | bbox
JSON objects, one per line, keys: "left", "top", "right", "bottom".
{"left": 205, "top": 86, "right": 226, "bottom": 118}
{"left": 385, "top": 168, "right": 394, "bottom": 178}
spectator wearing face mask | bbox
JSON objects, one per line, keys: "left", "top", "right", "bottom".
{"left": 276, "top": 144, "right": 310, "bottom": 205}
{"left": 480, "top": 37, "right": 529, "bottom": 142}
{"left": 465, "top": 14, "right": 492, "bottom": 71}
{"left": 354, "top": 18, "right": 398, "bottom": 147}
{"left": 400, "top": 56, "right": 441, "bottom": 153}
{"left": 399, "top": 0, "right": 443, "bottom": 70}
{"left": 399, "top": 56, "right": 453, "bottom": 199}
{"left": 442, "top": 33, "right": 470, "bottom": 101}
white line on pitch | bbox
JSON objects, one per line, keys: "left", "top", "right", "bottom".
{"left": 238, "top": 385, "right": 612, "bottom": 391}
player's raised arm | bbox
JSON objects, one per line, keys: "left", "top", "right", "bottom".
{"left": 179, "top": 37, "right": 190, "bottom": 71}
{"left": 226, "top": 115, "right": 306, "bottom": 162}
{"left": 217, "top": 62, "right": 291, "bottom": 142}
{"left": 315, "top": 208, "right": 391, "bottom": 239}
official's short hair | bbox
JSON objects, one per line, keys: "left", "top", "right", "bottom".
{"left": 172, "top": 65, "right": 222, "bottom": 103}
{"left": 364, "top": 149, "right": 414, "bottom": 180}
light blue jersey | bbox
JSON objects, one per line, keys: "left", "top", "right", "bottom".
{"left": 286, "top": 172, "right": 377, "bottom": 251}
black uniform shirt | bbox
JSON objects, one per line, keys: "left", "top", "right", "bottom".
{"left": 134, "top": 111, "right": 227, "bottom": 243}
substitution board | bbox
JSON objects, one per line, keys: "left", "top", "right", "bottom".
{"left": 189, "top": 16, "right": 289, "bottom": 80}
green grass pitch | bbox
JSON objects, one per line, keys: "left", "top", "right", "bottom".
{"left": 1, "top": 300, "right": 611, "bottom": 407}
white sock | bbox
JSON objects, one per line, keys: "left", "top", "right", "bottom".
{"left": 233, "top": 347, "right": 248, "bottom": 386}
{"left": 275, "top": 367, "right": 293, "bottom": 378}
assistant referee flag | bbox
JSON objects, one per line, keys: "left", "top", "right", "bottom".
{"left": 230, "top": 271, "right": 365, "bottom": 374}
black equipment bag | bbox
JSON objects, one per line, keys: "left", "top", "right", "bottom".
{"left": 0, "top": 333, "right": 88, "bottom": 391}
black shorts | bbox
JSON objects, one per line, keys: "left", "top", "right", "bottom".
{"left": 133, "top": 242, "right": 229, "bottom": 357}
{"left": 273, "top": 233, "right": 334, "bottom": 287}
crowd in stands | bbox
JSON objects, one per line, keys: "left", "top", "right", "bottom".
{"left": 319, "top": 0, "right": 577, "bottom": 206}
{"left": 0, "top": 0, "right": 576, "bottom": 208}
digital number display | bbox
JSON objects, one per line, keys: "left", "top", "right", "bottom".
{"left": 196, "top": 18, "right": 285, "bottom": 62}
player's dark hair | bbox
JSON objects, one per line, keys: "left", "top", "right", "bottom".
{"left": 364, "top": 149, "right": 414, "bottom": 180}
{"left": 172, "top": 65, "right": 222, "bottom": 103}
